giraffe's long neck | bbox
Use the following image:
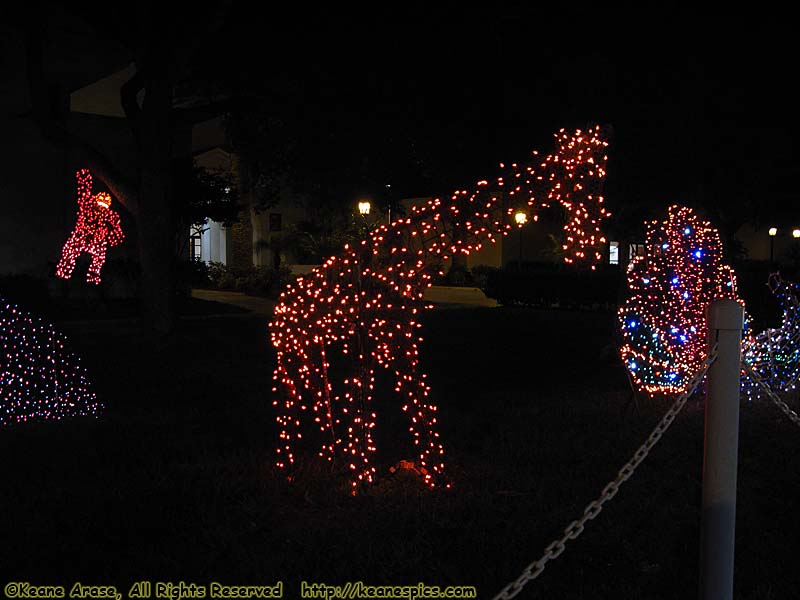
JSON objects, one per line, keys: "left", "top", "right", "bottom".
{"left": 353, "top": 126, "right": 611, "bottom": 299}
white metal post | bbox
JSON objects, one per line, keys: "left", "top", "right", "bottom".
{"left": 700, "top": 299, "right": 744, "bottom": 600}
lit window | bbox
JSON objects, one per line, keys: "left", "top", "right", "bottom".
{"left": 629, "top": 243, "right": 646, "bottom": 259}
{"left": 190, "top": 235, "right": 202, "bottom": 260}
{"left": 609, "top": 241, "right": 619, "bottom": 265}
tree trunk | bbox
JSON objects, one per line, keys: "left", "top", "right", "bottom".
{"left": 137, "top": 168, "right": 175, "bottom": 334}
{"left": 240, "top": 161, "right": 270, "bottom": 268}
{"left": 135, "top": 63, "right": 176, "bottom": 335}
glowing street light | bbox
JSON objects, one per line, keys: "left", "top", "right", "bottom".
{"left": 514, "top": 211, "right": 527, "bottom": 269}
{"left": 358, "top": 200, "right": 371, "bottom": 216}
{"left": 769, "top": 227, "right": 777, "bottom": 262}
{"left": 794, "top": 229, "right": 800, "bottom": 239}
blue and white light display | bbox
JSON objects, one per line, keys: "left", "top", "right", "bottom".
{"left": 742, "top": 274, "right": 800, "bottom": 399}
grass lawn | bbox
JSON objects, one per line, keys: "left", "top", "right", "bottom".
{"left": 1, "top": 306, "right": 798, "bottom": 599}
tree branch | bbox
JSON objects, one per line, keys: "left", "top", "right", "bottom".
{"left": 120, "top": 67, "right": 145, "bottom": 148}
{"left": 61, "top": 128, "right": 140, "bottom": 213}
{"left": 24, "top": 25, "right": 139, "bottom": 214}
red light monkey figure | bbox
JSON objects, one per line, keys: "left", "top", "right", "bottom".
{"left": 56, "top": 169, "right": 125, "bottom": 285}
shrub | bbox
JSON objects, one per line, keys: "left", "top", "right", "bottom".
{"left": 239, "top": 266, "right": 294, "bottom": 297}
{"left": 206, "top": 261, "right": 229, "bottom": 288}
{"left": 483, "top": 262, "right": 622, "bottom": 310}
{"left": 216, "top": 270, "right": 238, "bottom": 290}
{"left": 202, "top": 262, "right": 295, "bottom": 298}
{"left": 470, "top": 265, "right": 500, "bottom": 291}
{"left": 176, "top": 258, "right": 210, "bottom": 289}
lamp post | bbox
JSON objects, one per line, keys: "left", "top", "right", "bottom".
{"left": 793, "top": 229, "right": 800, "bottom": 239}
{"left": 514, "top": 211, "right": 527, "bottom": 270}
{"left": 356, "top": 200, "right": 372, "bottom": 239}
{"left": 769, "top": 227, "right": 777, "bottom": 262}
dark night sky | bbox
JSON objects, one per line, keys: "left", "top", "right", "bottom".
{"left": 207, "top": 5, "right": 799, "bottom": 232}
{"left": 12, "top": 4, "right": 797, "bottom": 232}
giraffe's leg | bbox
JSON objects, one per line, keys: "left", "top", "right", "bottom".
{"left": 274, "top": 360, "right": 304, "bottom": 475}
{"left": 315, "top": 344, "right": 337, "bottom": 465}
{"left": 336, "top": 361, "right": 378, "bottom": 493}
{"left": 390, "top": 336, "right": 446, "bottom": 488}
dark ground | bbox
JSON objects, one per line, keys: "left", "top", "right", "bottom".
{"left": 1, "top": 306, "right": 798, "bottom": 599}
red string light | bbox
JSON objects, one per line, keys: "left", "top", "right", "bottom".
{"left": 542, "top": 128, "right": 611, "bottom": 267}
{"left": 270, "top": 127, "right": 611, "bottom": 491}
{"left": 56, "top": 169, "right": 125, "bottom": 285}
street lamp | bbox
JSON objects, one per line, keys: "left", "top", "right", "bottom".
{"left": 769, "top": 227, "right": 777, "bottom": 262}
{"left": 794, "top": 229, "right": 800, "bottom": 239}
{"left": 356, "top": 200, "right": 372, "bottom": 239}
{"left": 514, "top": 211, "right": 528, "bottom": 270}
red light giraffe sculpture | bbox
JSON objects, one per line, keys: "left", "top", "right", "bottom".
{"left": 270, "top": 126, "right": 611, "bottom": 492}
{"left": 56, "top": 169, "right": 125, "bottom": 285}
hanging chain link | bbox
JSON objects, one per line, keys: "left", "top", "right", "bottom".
{"left": 743, "top": 360, "right": 800, "bottom": 428}
{"left": 492, "top": 345, "right": 719, "bottom": 600}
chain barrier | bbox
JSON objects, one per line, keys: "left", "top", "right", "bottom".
{"left": 743, "top": 360, "right": 800, "bottom": 429}
{"left": 492, "top": 345, "right": 719, "bottom": 600}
